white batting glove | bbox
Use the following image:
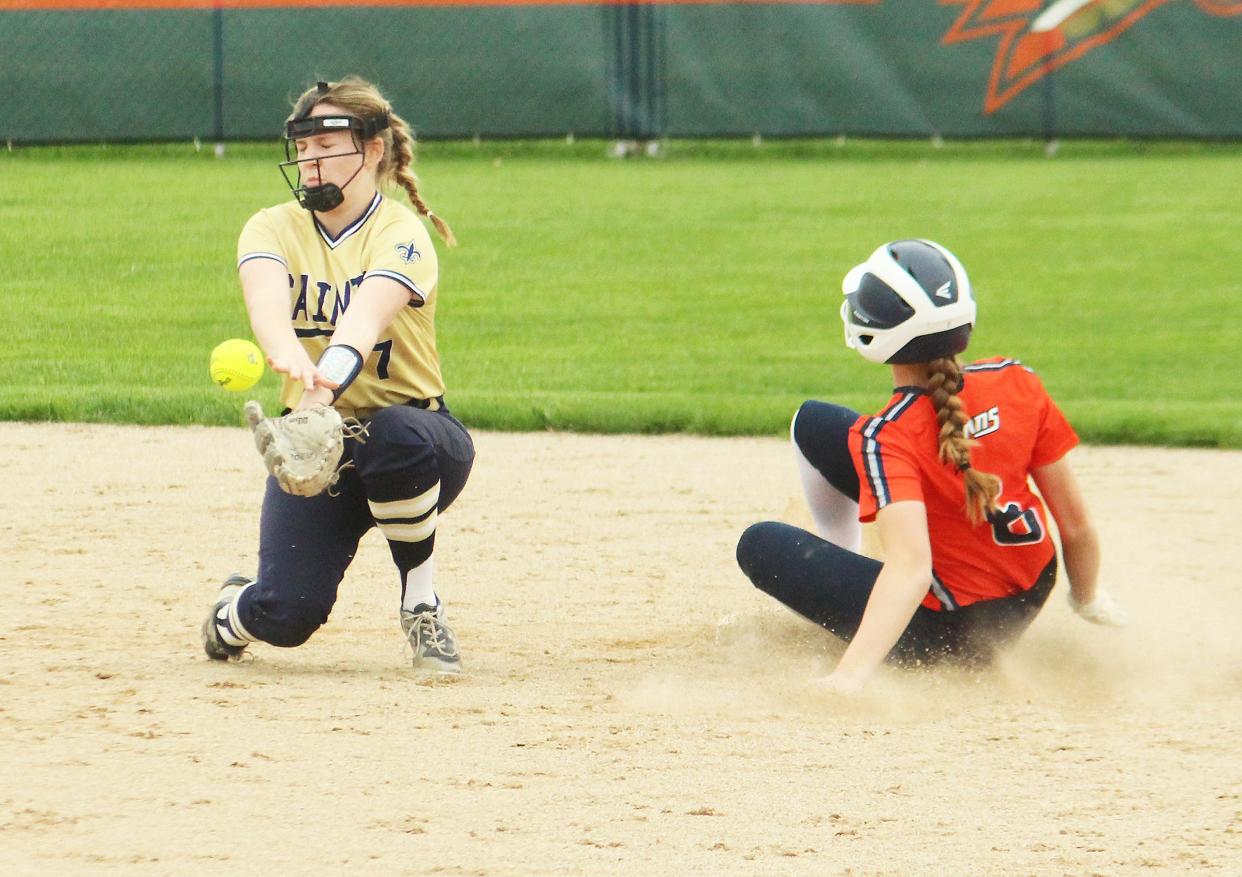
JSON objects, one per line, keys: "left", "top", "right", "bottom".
{"left": 1067, "top": 589, "right": 1128, "bottom": 627}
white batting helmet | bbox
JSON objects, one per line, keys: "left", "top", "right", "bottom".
{"left": 840, "top": 239, "right": 976, "bottom": 365}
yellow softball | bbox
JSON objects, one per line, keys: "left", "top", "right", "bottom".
{"left": 210, "top": 339, "right": 265, "bottom": 392}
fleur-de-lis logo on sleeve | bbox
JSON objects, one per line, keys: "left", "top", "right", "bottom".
{"left": 395, "top": 241, "right": 421, "bottom": 264}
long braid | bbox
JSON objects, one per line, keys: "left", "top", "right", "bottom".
{"left": 289, "top": 77, "right": 456, "bottom": 245}
{"left": 927, "top": 356, "right": 1001, "bottom": 525}
{"left": 387, "top": 112, "right": 456, "bottom": 246}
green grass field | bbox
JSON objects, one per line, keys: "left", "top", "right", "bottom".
{"left": 2, "top": 139, "right": 1240, "bottom": 446}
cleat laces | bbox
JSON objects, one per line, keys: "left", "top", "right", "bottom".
{"left": 403, "top": 609, "right": 459, "bottom": 661}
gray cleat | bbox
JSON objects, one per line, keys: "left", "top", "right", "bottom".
{"left": 400, "top": 602, "right": 462, "bottom": 674}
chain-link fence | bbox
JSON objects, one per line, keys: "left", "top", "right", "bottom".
{"left": 3, "top": 1, "right": 1241, "bottom": 144}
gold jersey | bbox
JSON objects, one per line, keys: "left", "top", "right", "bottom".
{"left": 237, "top": 193, "right": 443, "bottom": 414}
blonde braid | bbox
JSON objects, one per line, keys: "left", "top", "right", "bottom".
{"left": 927, "top": 356, "right": 1001, "bottom": 525}
{"left": 387, "top": 112, "right": 456, "bottom": 246}
{"left": 289, "top": 76, "right": 455, "bottom": 243}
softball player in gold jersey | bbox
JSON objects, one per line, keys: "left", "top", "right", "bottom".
{"left": 201, "top": 77, "right": 474, "bottom": 673}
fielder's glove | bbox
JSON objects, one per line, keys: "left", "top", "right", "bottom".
{"left": 244, "top": 400, "right": 345, "bottom": 497}
{"left": 1067, "top": 588, "right": 1128, "bottom": 627}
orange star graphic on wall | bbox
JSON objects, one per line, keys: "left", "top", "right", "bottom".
{"left": 941, "top": 0, "right": 1242, "bottom": 113}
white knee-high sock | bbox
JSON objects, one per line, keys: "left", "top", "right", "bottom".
{"left": 792, "top": 418, "right": 862, "bottom": 553}
{"left": 402, "top": 558, "right": 438, "bottom": 612}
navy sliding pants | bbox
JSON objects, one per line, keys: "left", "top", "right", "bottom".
{"left": 740, "top": 400, "right": 1054, "bottom": 666}
{"left": 736, "top": 521, "right": 1055, "bottom": 666}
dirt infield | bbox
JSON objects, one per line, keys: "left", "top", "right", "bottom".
{"left": 2, "top": 423, "right": 1240, "bottom": 876}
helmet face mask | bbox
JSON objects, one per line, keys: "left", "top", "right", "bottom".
{"left": 278, "top": 112, "right": 390, "bottom": 212}
{"left": 840, "top": 239, "right": 976, "bottom": 364}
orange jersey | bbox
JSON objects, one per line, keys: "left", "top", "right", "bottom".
{"left": 848, "top": 358, "right": 1078, "bottom": 610}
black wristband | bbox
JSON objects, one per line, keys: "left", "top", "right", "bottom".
{"left": 316, "top": 344, "right": 364, "bottom": 401}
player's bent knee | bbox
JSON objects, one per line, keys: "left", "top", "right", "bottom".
{"left": 736, "top": 521, "right": 791, "bottom": 587}
{"left": 261, "top": 612, "right": 324, "bottom": 648}
{"left": 793, "top": 400, "right": 855, "bottom": 451}
{"left": 246, "top": 596, "right": 328, "bottom": 648}
{"left": 791, "top": 400, "right": 815, "bottom": 450}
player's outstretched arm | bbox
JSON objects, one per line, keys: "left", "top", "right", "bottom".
{"left": 1032, "top": 456, "right": 1126, "bottom": 627}
{"left": 240, "top": 259, "right": 329, "bottom": 394}
{"left": 823, "top": 501, "right": 933, "bottom": 693}
{"left": 322, "top": 275, "right": 411, "bottom": 358}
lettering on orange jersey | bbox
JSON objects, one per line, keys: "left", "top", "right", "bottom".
{"left": 988, "top": 500, "right": 1046, "bottom": 547}
{"left": 964, "top": 405, "right": 1001, "bottom": 439}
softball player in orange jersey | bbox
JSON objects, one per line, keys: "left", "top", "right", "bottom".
{"left": 737, "top": 240, "right": 1126, "bottom": 694}
{"left": 201, "top": 77, "right": 474, "bottom": 673}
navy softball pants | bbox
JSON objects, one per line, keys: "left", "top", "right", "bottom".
{"left": 236, "top": 403, "right": 474, "bottom": 648}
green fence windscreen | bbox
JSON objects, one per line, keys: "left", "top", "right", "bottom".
{"left": 2, "top": 1, "right": 1240, "bottom": 143}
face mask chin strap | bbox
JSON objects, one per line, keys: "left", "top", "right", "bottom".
{"left": 288, "top": 152, "right": 367, "bottom": 212}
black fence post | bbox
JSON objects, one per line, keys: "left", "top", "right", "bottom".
{"left": 212, "top": 3, "right": 225, "bottom": 141}
{"left": 608, "top": 2, "right": 666, "bottom": 144}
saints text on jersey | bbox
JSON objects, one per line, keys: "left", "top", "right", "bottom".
{"left": 289, "top": 272, "right": 363, "bottom": 329}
